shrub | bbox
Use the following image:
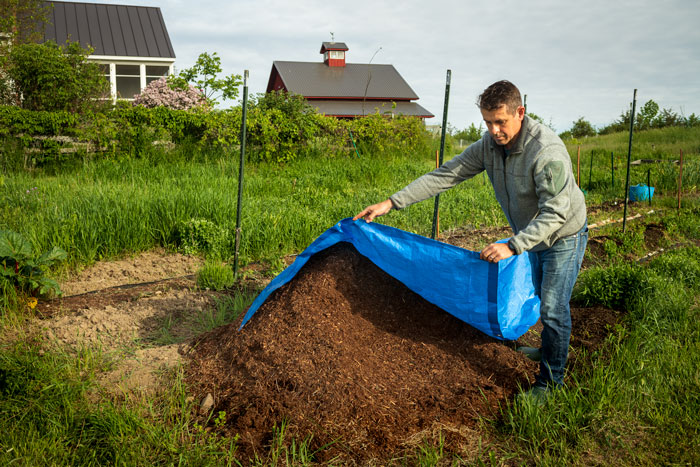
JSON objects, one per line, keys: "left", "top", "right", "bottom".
{"left": 648, "top": 247, "right": 700, "bottom": 289}
{"left": 196, "top": 261, "right": 235, "bottom": 291}
{"left": 2, "top": 41, "right": 108, "bottom": 113}
{"left": 133, "top": 78, "right": 207, "bottom": 111}
{"left": 175, "top": 218, "right": 230, "bottom": 259}
{"left": 572, "top": 263, "right": 655, "bottom": 311}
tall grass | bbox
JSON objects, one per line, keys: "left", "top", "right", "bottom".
{"left": 0, "top": 148, "right": 505, "bottom": 271}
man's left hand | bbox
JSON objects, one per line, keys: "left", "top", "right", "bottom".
{"left": 480, "top": 242, "right": 514, "bottom": 263}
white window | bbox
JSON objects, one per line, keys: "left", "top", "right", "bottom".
{"left": 93, "top": 60, "right": 173, "bottom": 102}
{"left": 330, "top": 50, "right": 345, "bottom": 60}
{"left": 146, "top": 65, "right": 170, "bottom": 84}
{"left": 115, "top": 64, "right": 141, "bottom": 99}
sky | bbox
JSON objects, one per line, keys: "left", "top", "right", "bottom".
{"left": 88, "top": 0, "right": 700, "bottom": 133}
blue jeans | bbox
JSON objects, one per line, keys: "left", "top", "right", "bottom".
{"left": 527, "top": 222, "right": 588, "bottom": 388}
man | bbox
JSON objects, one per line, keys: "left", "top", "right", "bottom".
{"left": 353, "top": 80, "right": 588, "bottom": 401}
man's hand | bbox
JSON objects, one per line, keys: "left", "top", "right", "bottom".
{"left": 353, "top": 199, "right": 394, "bottom": 222}
{"left": 480, "top": 242, "right": 514, "bottom": 263}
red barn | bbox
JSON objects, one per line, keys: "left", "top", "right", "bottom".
{"left": 266, "top": 42, "right": 433, "bottom": 119}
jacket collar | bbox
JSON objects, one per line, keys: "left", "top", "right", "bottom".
{"left": 509, "top": 115, "right": 529, "bottom": 156}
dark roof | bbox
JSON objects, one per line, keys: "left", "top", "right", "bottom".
{"left": 41, "top": 1, "right": 175, "bottom": 58}
{"left": 310, "top": 100, "right": 434, "bottom": 118}
{"left": 268, "top": 61, "right": 419, "bottom": 100}
{"left": 320, "top": 41, "right": 348, "bottom": 53}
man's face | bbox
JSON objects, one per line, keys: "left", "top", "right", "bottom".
{"left": 480, "top": 104, "right": 525, "bottom": 149}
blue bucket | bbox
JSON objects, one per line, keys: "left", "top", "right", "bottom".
{"left": 629, "top": 183, "right": 654, "bottom": 202}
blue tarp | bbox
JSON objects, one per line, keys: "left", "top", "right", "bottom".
{"left": 239, "top": 218, "right": 540, "bottom": 340}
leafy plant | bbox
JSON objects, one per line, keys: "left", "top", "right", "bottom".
{"left": 572, "top": 263, "right": 654, "bottom": 311}
{"left": 175, "top": 218, "right": 230, "bottom": 259}
{"left": 0, "top": 230, "right": 67, "bottom": 297}
{"left": 2, "top": 41, "right": 108, "bottom": 112}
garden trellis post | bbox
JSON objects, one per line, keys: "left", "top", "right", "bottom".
{"left": 234, "top": 70, "right": 249, "bottom": 278}
{"left": 678, "top": 148, "right": 683, "bottom": 210}
{"left": 431, "top": 69, "right": 451, "bottom": 240}
{"left": 622, "top": 89, "right": 637, "bottom": 233}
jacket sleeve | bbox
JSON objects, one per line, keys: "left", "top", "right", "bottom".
{"left": 508, "top": 146, "right": 574, "bottom": 254}
{"left": 390, "top": 138, "right": 487, "bottom": 209}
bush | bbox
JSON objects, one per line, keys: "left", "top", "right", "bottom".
{"left": 648, "top": 247, "right": 700, "bottom": 289}
{"left": 572, "top": 263, "right": 655, "bottom": 311}
{"left": 175, "top": 218, "right": 230, "bottom": 259}
{"left": 2, "top": 41, "right": 108, "bottom": 113}
{"left": 133, "top": 78, "right": 207, "bottom": 111}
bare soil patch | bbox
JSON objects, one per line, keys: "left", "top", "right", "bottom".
{"left": 59, "top": 249, "right": 203, "bottom": 296}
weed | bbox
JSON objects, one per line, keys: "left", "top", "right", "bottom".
{"left": 176, "top": 217, "right": 230, "bottom": 260}
{"left": 196, "top": 261, "right": 235, "bottom": 290}
{"left": 573, "top": 263, "right": 655, "bottom": 311}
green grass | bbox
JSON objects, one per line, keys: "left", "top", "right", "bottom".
{"left": 0, "top": 148, "right": 505, "bottom": 273}
{"left": 0, "top": 341, "right": 239, "bottom": 466}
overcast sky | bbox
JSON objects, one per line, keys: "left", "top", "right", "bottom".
{"left": 91, "top": 0, "right": 699, "bottom": 133}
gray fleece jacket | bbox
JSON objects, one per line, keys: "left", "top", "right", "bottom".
{"left": 390, "top": 116, "right": 587, "bottom": 254}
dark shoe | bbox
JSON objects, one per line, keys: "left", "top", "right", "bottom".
{"left": 516, "top": 385, "right": 551, "bottom": 406}
{"left": 516, "top": 346, "right": 542, "bottom": 362}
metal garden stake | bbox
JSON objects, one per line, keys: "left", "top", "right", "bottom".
{"left": 234, "top": 70, "right": 249, "bottom": 277}
{"left": 622, "top": 89, "right": 637, "bottom": 233}
{"left": 431, "top": 69, "right": 451, "bottom": 240}
{"left": 678, "top": 148, "right": 684, "bottom": 210}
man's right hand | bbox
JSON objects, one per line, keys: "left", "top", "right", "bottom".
{"left": 353, "top": 199, "right": 394, "bottom": 222}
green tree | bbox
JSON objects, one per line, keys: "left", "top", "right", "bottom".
{"left": 0, "top": 0, "right": 50, "bottom": 44}
{"left": 570, "top": 117, "right": 596, "bottom": 138}
{"left": 453, "top": 122, "right": 483, "bottom": 143}
{"left": 685, "top": 113, "right": 700, "bottom": 127}
{"left": 653, "top": 107, "right": 682, "bottom": 128}
{"left": 636, "top": 99, "right": 659, "bottom": 130}
{"left": 171, "top": 52, "right": 242, "bottom": 106}
{"left": 3, "top": 41, "right": 108, "bottom": 112}
{"left": 0, "top": 0, "right": 52, "bottom": 104}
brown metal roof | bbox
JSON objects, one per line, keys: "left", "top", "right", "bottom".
{"left": 310, "top": 100, "right": 434, "bottom": 118}
{"left": 41, "top": 1, "right": 175, "bottom": 58}
{"left": 269, "top": 61, "right": 420, "bottom": 100}
{"left": 320, "top": 41, "right": 348, "bottom": 53}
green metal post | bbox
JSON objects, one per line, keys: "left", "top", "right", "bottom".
{"left": 347, "top": 129, "right": 360, "bottom": 158}
{"left": 233, "top": 70, "right": 249, "bottom": 277}
{"left": 622, "top": 89, "right": 637, "bottom": 233}
{"left": 431, "top": 70, "right": 451, "bottom": 240}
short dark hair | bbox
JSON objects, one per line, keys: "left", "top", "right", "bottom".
{"left": 476, "top": 80, "right": 522, "bottom": 114}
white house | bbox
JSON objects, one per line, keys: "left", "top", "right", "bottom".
{"left": 39, "top": 1, "right": 176, "bottom": 101}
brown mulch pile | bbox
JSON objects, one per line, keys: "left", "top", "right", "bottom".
{"left": 185, "top": 242, "right": 619, "bottom": 463}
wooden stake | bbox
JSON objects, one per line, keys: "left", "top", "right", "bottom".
{"left": 577, "top": 146, "right": 581, "bottom": 186}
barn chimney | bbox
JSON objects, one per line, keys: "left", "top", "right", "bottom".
{"left": 320, "top": 42, "right": 348, "bottom": 67}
